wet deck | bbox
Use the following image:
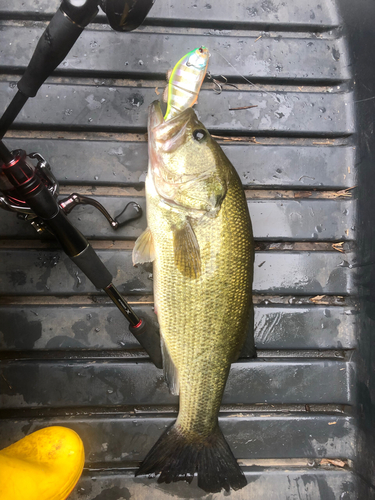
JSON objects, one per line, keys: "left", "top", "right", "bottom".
{"left": 0, "top": 1, "right": 369, "bottom": 498}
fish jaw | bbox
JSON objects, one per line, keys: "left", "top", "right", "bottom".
{"left": 149, "top": 100, "right": 196, "bottom": 152}
{"left": 147, "top": 100, "right": 227, "bottom": 216}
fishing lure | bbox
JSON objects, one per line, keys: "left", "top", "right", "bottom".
{"left": 164, "top": 46, "right": 209, "bottom": 121}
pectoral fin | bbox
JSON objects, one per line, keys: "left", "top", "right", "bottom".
{"left": 132, "top": 227, "right": 155, "bottom": 265}
{"left": 173, "top": 220, "right": 201, "bottom": 279}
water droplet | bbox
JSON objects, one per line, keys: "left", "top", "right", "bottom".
{"left": 323, "top": 309, "right": 331, "bottom": 318}
{"left": 95, "top": 328, "right": 100, "bottom": 332}
{"left": 138, "top": 59, "right": 144, "bottom": 66}
{"left": 87, "top": 313, "right": 92, "bottom": 320}
{"left": 88, "top": 118, "right": 93, "bottom": 122}
{"left": 340, "top": 492, "right": 351, "bottom": 500}
{"left": 107, "top": 389, "right": 114, "bottom": 394}
{"left": 339, "top": 260, "right": 349, "bottom": 268}
{"left": 94, "top": 175, "right": 99, "bottom": 180}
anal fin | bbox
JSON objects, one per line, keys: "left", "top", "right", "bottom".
{"left": 161, "top": 336, "right": 179, "bottom": 396}
{"left": 132, "top": 227, "right": 155, "bottom": 266}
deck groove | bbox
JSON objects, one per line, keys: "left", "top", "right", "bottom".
{"left": 0, "top": 0, "right": 365, "bottom": 497}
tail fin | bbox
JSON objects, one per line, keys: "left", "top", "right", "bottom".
{"left": 136, "top": 423, "right": 247, "bottom": 493}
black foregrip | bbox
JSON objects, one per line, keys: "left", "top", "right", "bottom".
{"left": 45, "top": 211, "right": 112, "bottom": 289}
{"left": 44, "top": 209, "right": 89, "bottom": 256}
{"left": 71, "top": 244, "right": 113, "bottom": 289}
{"left": 130, "top": 318, "right": 163, "bottom": 369}
{"left": 17, "top": 8, "right": 84, "bottom": 98}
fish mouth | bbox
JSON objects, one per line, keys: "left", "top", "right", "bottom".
{"left": 148, "top": 100, "right": 165, "bottom": 132}
{"left": 148, "top": 100, "right": 196, "bottom": 145}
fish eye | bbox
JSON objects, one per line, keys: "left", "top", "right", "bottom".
{"left": 193, "top": 129, "right": 207, "bottom": 141}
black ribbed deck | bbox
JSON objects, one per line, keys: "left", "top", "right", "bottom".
{"left": 1, "top": 0, "right": 374, "bottom": 498}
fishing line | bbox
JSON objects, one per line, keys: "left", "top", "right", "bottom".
{"left": 210, "top": 47, "right": 280, "bottom": 102}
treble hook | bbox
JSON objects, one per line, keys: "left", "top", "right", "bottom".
{"left": 207, "top": 72, "right": 238, "bottom": 95}
{"left": 207, "top": 71, "right": 224, "bottom": 94}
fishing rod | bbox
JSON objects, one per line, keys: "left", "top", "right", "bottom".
{"left": 0, "top": 0, "right": 162, "bottom": 368}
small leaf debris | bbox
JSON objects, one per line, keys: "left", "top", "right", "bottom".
{"left": 333, "top": 186, "right": 356, "bottom": 198}
{"left": 294, "top": 191, "right": 312, "bottom": 199}
{"left": 309, "top": 295, "right": 326, "bottom": 304}
{"left": 321, "top": 458, "right": 346, "bottom": 468}
{"left": 332, "top": 242, "right": 345, "bottom": 253}
{"left": 229, "top": 105, "right": 258, "bottom": 111}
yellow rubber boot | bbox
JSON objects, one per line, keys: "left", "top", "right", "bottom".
{"left": 0, "top": 426, "right": 85, "bottom": 500}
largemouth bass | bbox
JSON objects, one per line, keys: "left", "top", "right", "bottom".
{"left": 133, "top": 100, "right": 254, "bottom": 493}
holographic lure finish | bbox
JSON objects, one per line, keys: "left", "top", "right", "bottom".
{"left": 164, "top": 46, "right": 209, "bottom": 121}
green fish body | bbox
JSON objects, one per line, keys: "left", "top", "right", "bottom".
{"left": 134, "top": 101, "right": 254, "bottom": 493}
